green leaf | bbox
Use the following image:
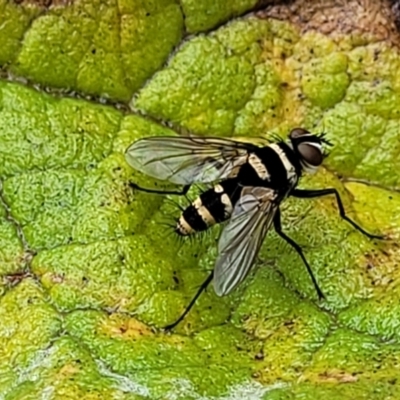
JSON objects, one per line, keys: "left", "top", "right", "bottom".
{"left": 1, "top": 2, "right": 400, "bottom": 399}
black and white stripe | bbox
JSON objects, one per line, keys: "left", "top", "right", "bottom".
{"left": 176, "top": 142, "right": 300, "bottom": 236}
{"left": 176, "top": 179, "right": 241, "bottom": 236}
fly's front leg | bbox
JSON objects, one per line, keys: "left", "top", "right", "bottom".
{"left": 291, "top": 188, "right": 384, "bottom": 240}
{"left": 130, "top": 182, "right": 191, "bottom": 196}
{"left": 273, "top": 208, "right": 325, "bottom": 300}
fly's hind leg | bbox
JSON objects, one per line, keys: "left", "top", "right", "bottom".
{"left": 273, "top": 208, "right": 325, "bottom": 300}
{"left": 164, "top": 270, "right": 214, "bottom": 331}
{"left": 130, "top": 182, "right": 191, "bottom": 196}
{"left": 291, "top": 188, "right": 384, "bottom": 240}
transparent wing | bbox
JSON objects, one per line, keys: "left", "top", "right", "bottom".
{"left": 213, "top": 187, "right": 278, "bottom": 296}
{"left": 125, "top": 136, "right": 256, "bottom": 185}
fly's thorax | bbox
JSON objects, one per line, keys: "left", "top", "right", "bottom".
{"left": 239, "top": 143, "right": 301, "bottom": 191}
{"left": 247, "top": 153, "right": 270, "bottom": 180}
{"left": 268, "top": 143, "right": 299, "bottom": 185}
{"left": 175, "top": 180, "right": 239, "bottom": 236}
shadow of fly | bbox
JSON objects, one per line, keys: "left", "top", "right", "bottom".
{"left": 125, "top": 129, "right": 384, "bottom": 330}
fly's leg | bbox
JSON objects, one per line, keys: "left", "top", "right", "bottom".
{"left": 164, "top": 270, "right": 214, "bottom": 331}
{"left": 291, "top": 188, "right": 384, "bottom": 240}
{"left": 273, "top": 208, "right": 325, "bottom": 300}
{"left": 130, "top": 182, "right": 191, "bottom": 196}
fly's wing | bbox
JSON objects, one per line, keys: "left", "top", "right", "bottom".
{"left": 125, "top": 136, "right": 256, "bottom": 185}
{"left": 213, "top": 187, "right": 278, "bottom": 296}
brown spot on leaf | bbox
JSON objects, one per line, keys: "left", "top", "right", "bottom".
{"left": 391, "top": 0, "right": 400, "bottom": 30}
{"left": 364, "top": 247, "right": 399, "bottom": 287}
{"left": 3, "top": 271, "right": 33, "bottom": 286}
{"left": 258, "top": 0, "right": 400, "bottom": 44}
{"left": 13, "top": 0, "right": 72, "bottom": 7}
{"left": 49, "top": 273, "right": 64, "bottom": 284}
{"left": 318, "top": 369, "right": 359, "bottom": 383}
{"left": 57, "top": 364, "right": 80, "bottom": 378}
{"left": 100, "top": 314, "right": 153, "bottom": 339}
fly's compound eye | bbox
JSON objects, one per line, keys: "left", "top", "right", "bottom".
{"left": 289, "top": 127, "right": 326, "bottom": 168}
{"left": 297, "top": 142, "right": 323, "bottom": 166}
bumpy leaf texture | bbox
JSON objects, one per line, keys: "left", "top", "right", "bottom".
{"left": 1, "top": 0, "right": 400, "bottom": 398}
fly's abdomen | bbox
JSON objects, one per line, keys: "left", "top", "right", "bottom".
{"left": 176, "top": 180, "right": 239, "bottom": 236}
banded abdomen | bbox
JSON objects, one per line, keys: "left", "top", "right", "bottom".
{"left": 176, "top": 179, "right": 241, "bottom": 236}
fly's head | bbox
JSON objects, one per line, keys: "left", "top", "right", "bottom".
{"left": 289, "top": 128, "right": 332, "bottom": 174}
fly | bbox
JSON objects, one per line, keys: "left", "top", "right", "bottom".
{"left": 125, "top": 129, "right": 383, "bottom": 329}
